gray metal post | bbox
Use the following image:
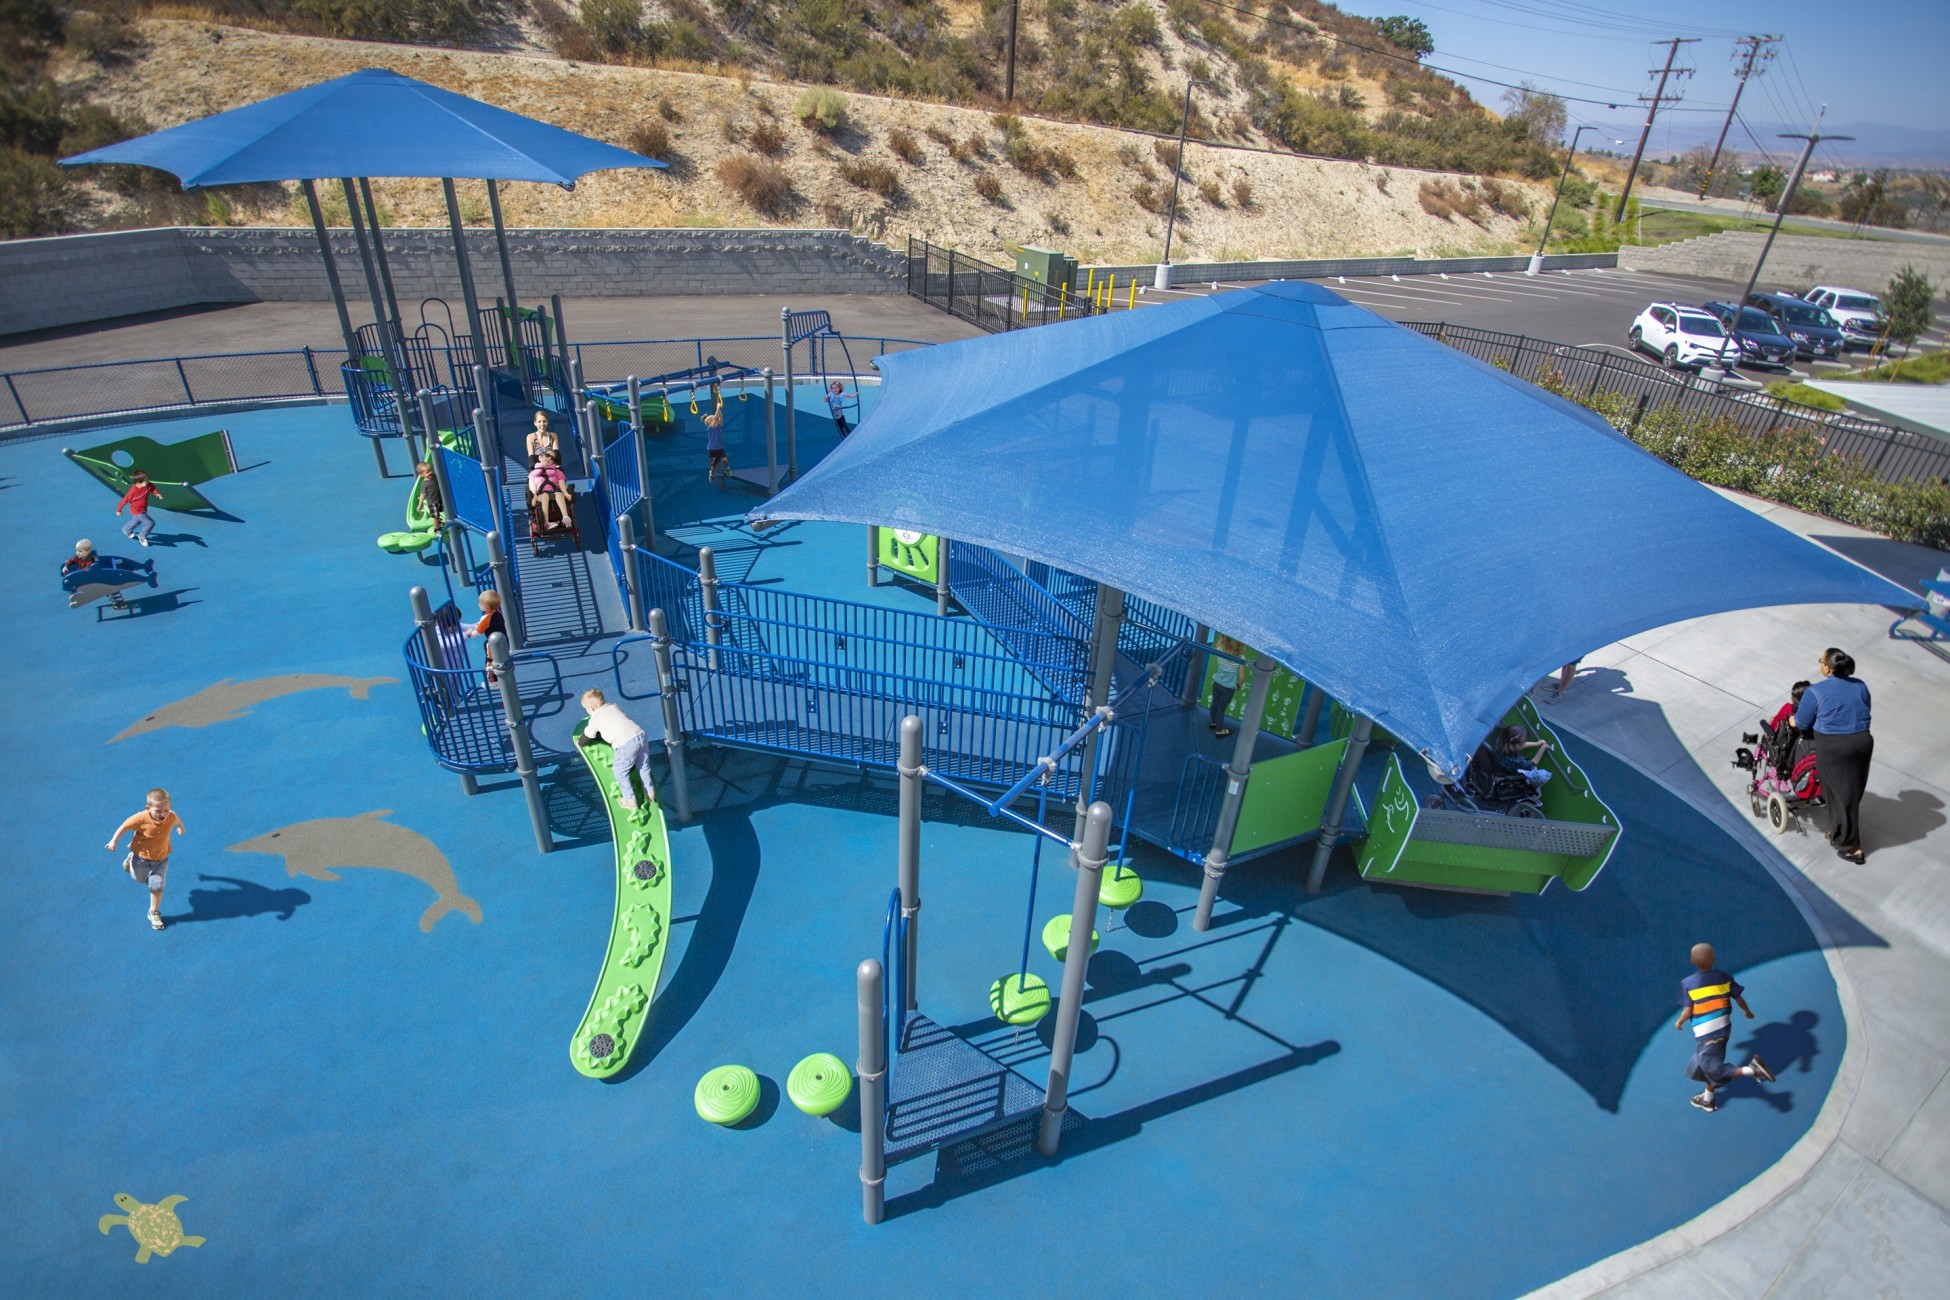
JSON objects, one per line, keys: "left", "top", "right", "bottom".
{"left": 567, "top": 354, "right": 585, "bottom": 413}
{"left": 1181, "top": 622, "right": 1209, "bottom": 706}
{"left": 471, "top": 406, "right": 500, "bottom": 523}
{"left": 420, "top": 396, "right": 466, "bottom": 584}
{"left": 627, "top": 374, "right": 654, "bottom": 551}
{"left": 341, "top": 177, "right": 415, "bottom": 470}
{"left": 866, "top": 524, "right": 879, "bottom": 587}
{"left": 1194, "top": 653, "right": 1277, "bottom": 931}
{"left": 781, "top": 306, "right": 797, "bottom": 481}
{"left": 486, "top": 530, "right": 523, "bottom": 652}
{"left": 1305, "top": 715, "right": 1374, "bottom": 894}
{"left": 1296, "top": 683, "right": 1326, "bottom": 750}
{"left": 935, "top": 538, "right": 952, "bottom": 617}
{"left": 698, "top": 546, "right": 723, "bottom": 670}
{"left": 1074, "top": 584, "right": 1124, "bottom": 849}
{"left": 487, "top": 182, "right": 522, "bottom": 355}
{"left": 648, "top": 607, "right": 692, "bottom": 822}
{"left": 472, "top": 367, "right": 500, "bottom": 467}
{"left": 300, "top": 180, "right": 357, "bottom": 360}
{"left": 618, "top": 513, "right": 648, "bottom": 634}
{"left": 857, "top": 957, "right": 887, "bottom": 1225}
{"left": 762, "top": 368, "right": 779, "bottom": 496}
{"left": 551, "top": 293, "right": 571, "bottom": 379}
{"left": 585, "top": 400, "right": 609, "bottom": 485}
{"left": 488, "top": 631, "right": 552, "bottom": 855}
{"left": 442, "top": 177, "right": 494, "bottom": 384}
{"left": 412, "top": 585, "right": 476, "bottom": 796}
{"left": 897, "top": 715, "right": 923, "bottom": 1011}
{"left": 356, "top": 179, "right": 407, "bottom": 358}
{"left": 1039, "top": 801, "right": 1111, "bottom": 1156}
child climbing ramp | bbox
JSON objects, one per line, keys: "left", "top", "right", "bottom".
{"left": 577, "top": 690, "right": 658, "bottom": 812}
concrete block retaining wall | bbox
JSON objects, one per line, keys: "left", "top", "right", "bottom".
{"left": 0, "top": 227, "right": 906, "bottom": 336}
{"left": 1081, "top": 251, "right": 1618, "bottom": 285}
{"left": 1619, "top": 233, "right": 1950, "bottom": 295}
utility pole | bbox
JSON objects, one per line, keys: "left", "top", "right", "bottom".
{"left": 1616, "top": 37, "right": 1697, "bottom": 222}
{"left": 1711, "top": 106, "right": 1852, "bottom": 376}
{"left": 1699, "top": 35, "right": 1777, "bottom": 199}
{"left": 1004, "top": 0, "right": 1019, "bottom": 103}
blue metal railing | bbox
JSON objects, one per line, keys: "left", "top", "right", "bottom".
{"left": 601, "top": 427, "right": 640, "bottom": 519}
{"left": 880, "top": 887, "right": 908, "bottom": 1110}
{"left": 1168, "top": 752, "right": 1229, "bottom": 858}
{"left": 402, "top": 603, "right": 511, "bottom": 774}
{"left": 947, "top": 546, "right": 1092, "bottom": 701}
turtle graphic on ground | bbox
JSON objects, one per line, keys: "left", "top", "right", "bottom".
{"left": 99, "top": 1193, "right": 206, "bottom": 1263}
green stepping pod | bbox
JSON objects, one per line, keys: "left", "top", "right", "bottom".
{"left": 1042, "top": 914, "right": 1100, "bottom": 963}
{"left": 989, "top": 973, "right": 1050, "bottom": 1026}
{"left": 1099, "top": 865, "right": 1143, "bottom": 910}
{"left": 696, "top": 1065, "right": 761, "bottom": 1125}
{"left": 568, "top": 719, "right": 674, "bottom": 1079}
{"left": 786, "top": 1053, "right": 853, "bottom": 1117}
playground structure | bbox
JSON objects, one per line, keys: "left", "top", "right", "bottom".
{"left": 63, "top": 429, "right": 240, "bottom": 513}
{"left": 61, "top": 554, "right": 157, "bottom": 617}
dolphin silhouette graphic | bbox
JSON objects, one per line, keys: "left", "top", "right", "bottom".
{"left": 227, "top": 811, "right": 481, "bottom": 933}
{"left": 111, "top": 675, "right": 396, "bottom": 742}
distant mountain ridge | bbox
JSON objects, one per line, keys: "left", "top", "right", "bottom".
{"left": 1583, "top": 119, "right": 1950, "bottom": 170}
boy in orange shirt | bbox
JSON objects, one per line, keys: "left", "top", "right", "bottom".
{"left": 106, "top": 788, "right": 183, "bottom": 931}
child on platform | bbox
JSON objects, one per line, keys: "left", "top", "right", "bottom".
{"left": 528, "top": 450, "right": 572, "bottom": 528}
{"left": 116, "top": 471, "right": 159, "bottom": 546}
{"left": 462, "top": 590, "right": 506, "bottom": 684}
{"left": 106, "top": 788, "right": 184, "bottom": 931}
{"left": 414, "top": 461, "right": 444, "bottom": 532}
{"left": 576, "top": 689, "right": 658, "bottom": 813}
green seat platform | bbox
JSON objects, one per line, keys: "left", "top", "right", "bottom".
{"left": 1041, "top": 914, "right": 1100, "bottom": 963}
{"left": 989, "top": 974, "right": 1050, "bottom": 1026}
{"left": 1099, "top": 865, "right": 1143, "bottom": 910}
{"left": 696, "top": 1064, "right": 761, "bottom": 1125}
{"left": 786, "top": 1053, "right": 853, "bottom": 1117}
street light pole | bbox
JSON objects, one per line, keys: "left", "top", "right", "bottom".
{"left": 1528, "top": 125, "right": 1597, "bottom": 276}
{"left": 1156, "top": 78, "right": 1208, "bottom": 291}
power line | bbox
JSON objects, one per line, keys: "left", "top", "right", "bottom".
{"left": 1699, "top": 35, "right": 1777, "bottom": 198}
{"left": 1616, "top": 38, "right": 1698, "bottom": 219}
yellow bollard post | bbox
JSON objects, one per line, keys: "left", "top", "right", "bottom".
{"left": 1128, "top": 279, "right": 1137, "bottom": 311}
{"left": 1059, "top": 284, "right": 1069, "bottom": 319}
{"left": 1085, "top": 268, "right": 1097, "bottom": 303}
{"left": 1106, "top": 276, "right": 1116, "bottom": 310}
{"left": 1022, "top": 283, "right": 1031, "bottom": 321}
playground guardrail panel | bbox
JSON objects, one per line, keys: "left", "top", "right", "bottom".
{"left": 947, "top": 545, "right": 1093, "bottom": 700}
{"left": 1406, "top": 321, "right": 1950, "bottom": 484}
{"left": 402, "top": 604, "right": 514, "bottom": 774}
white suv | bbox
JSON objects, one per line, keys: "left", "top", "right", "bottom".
{"left": 1629, "top": 303, "right": 1730, "bottom": 370}
{"left": 1802, "top": 286, "right": 1886, "bottom": 350}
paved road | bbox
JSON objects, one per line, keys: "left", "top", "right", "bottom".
{"left": 1633, "top": 187, "right": 1950, "bottom": 248}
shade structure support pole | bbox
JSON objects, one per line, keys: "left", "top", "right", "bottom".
{"left": 618, "top": 514, "right": 648, "bottom": 634}
{"left": 471, "top": 405, "right": 500, "bottom": 519}
{"left": 356, "top": 179, "right": 407, "bottom": 350}
{"left": 866, "top": 524, "right": 879, "bottom": 587}
{"left": 488, "top": 181, "right": 523, "bottom": 392}
{"left": 551, "top": 292, "right": 572, "bottom": 392}
{"left": 1296, "top": 682, "right": 1326, "bottom": 749}
{"left": 487, "top": 631, "right": 552, "bottom": 854}
{"left": 442, "top": 177, "right": 495, "bottom": 392}
{"left": 763, "top": 368, "right": 779, "bottom": 497}
{"left": 342, "top": 177, "right": 416, "bottom": 470}
{"left": 1180, "top": 622, "right": 1209, "bottom": 706}
{"left": 1039, "top": 801, "right": 1112, "bottom": 1156}
{"left": 780, "top": 307, "right": 797, "bottom": 481}
{"left": 648, "top": 607, "right": 692, "bottom": 822}
{"left": 418, "top": 391, "right": 464, "bottom": 583}
{"left": 1305, "top": 715, "right": 1374, "bottom": 894}
{"left": 1194, "top": 653, "right": 1276, "bottom": 931}
{"left": 935, "top": 539, "right": 951, "bottom": 617}
{"left": 897, "top": 715, "right": 923, "bottom": 1011}
{"left": 857, "top": 957, "right": 887, "bottom": 1225}
{"left": 1073, "top": 584, "right": 1124, "bottom": 854}
{"left": 486, "top": 528, "right": 524, "bottom": 652}
{"left": 411, "top": 585, "right": 476, "bottom": 796}
{"left": 301, "top": 180, "right": 358, "bottom": 359}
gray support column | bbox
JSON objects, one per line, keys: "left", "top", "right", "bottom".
{"left": 781, "top": 306, "right": 796, "bottom": 482}
{"left": 857, "top": 957, "right": 887, "bottom": 1226}
{"left": 1193, "top": 653, "right": 1278, "bottom": 931}
{"left": 1296, "top": 683, "right": 1326, "bottom": 750}
{"left": 471, "top": 406, "right": 500, "bottom": 523}
{"left": 866, "top": 524, "right": 879, "bottom": 588}
{"left": 763, "top": 368, "right": 779, "bottom": 496}
{"left": 472, "top": 368, "right": 499, "bottom": 466}
{"left": 356, "top": 179, "right": 406, "bottom": 354}
{"left": 419, "top": 394, "right": 465, "bottom": 584}
{"left": 935, "top": 539, "right": 952, "bottom": 617}
{"left": 442, "top": 177, "right": 494, "bottom": 384}
{"left": 1181, "top": 622, "right": 1209, "bottom": 706}
{"left": 1039, "top": 801, "right": 1111, "bottom": 1156}
{"left": 627, "top": 374, "right": 654, "bottom": 550}
{"left": 897, "top": 715, "right": 923, "bottom": 1011}
{"left": 488, "top": 631, "right": 552, "bottom": 855}
{"left": 618, "top": 514, "right": 648, "bottom": 634}
{"left": 487, "top": 181, "right": 522, "bottom": 351}
{"left": 648, "top": 607, "right": 692, "bottom": 822}
{"left": 585, "top": 400, "right": 609, "bottom": 485}
{"left": 342, "top": 177, "right": 415, "bottom": 471}
{"left": 1073, "top": 584, "right": 1125, "bottom": 848}
{"left": 486, "top": 530, "right": 523, "bottom": 652}
{"left": 698, "top": 546, "right": 723, "bottom": 670}
{"left": 301, "top": 180, "right": 357, "bottom": 359}
{"left": 566, "top": 353, "right": 585, "bottom": 416}
{"left": 551, "top": 293, "right": 571, "bottom": 376}
{"left": 412, "top": 585, "right": 476, "bottom": 796}
{"left": 1305, "top": 715, "right": 1374, "bottom": 894}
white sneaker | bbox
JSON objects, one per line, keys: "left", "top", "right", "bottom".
{"left": 617, "top": 795, "right": 638, "bottom": 811}
{"left": 149, "top": 910, "right": 165, "bottom": 931}
{"left": 137, "top": 535, "right": 150, "bottom": 547}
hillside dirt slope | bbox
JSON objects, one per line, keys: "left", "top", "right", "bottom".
{"left": 63, "top": 19, "right": 1544, "bottom": 265}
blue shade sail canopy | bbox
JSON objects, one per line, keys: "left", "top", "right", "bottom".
{"left": 754, "top": 283, "right": 1916, "bottom": 776}
{"left": 59, "top": 67, "right": 665, "bottom": 188}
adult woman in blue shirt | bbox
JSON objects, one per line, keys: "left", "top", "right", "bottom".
{"left": 1793, "top": 647, "right": 1873, "bottom": 863}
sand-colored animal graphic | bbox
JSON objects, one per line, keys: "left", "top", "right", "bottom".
{"left": 227, "top": 811, "right": 481, "bottom": 932}
{"left": 111, "top": 675, "right": 396, "bottom": 742}
{"left": 99, "top": 1193, "right": 204, "bottom": 1263}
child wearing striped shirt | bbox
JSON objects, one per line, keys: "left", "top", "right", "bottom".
{"left": 1676, "top": 943, "right": 1776, "bottom": 1113}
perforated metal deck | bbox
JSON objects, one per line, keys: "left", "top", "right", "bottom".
{"left": 884, "top": 1013, "right": 1045, "bottom": 1165}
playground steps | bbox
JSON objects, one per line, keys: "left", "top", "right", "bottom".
{"left": 884, "top": 1012, "right": 1045, "bottom": 1165}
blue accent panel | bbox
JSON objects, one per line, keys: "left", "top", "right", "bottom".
{"left": 440, "top": 447, "right": 497, "bottom": 535}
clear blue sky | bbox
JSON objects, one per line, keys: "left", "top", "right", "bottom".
{"left": 1374, "top": 0, "right": 1946, "bottom": 160}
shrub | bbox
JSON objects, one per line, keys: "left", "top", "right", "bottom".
{"left": 1198, "top": 178, "right": 1223, "bottom": 206}
{"left": 1131, "top": 181, "right": 1167, "bottom": 214}
{"left": 888, "top": 128, "right": 923, "bottom": 164}
{"left": 64, "top": 11, "right": 139, "bottom": 64}
{"left": 925, "top": 126, "right": 956, "bottom": 149}
{"left": 1417, "top": 179, "right": 1451, "bottom": 219}
{"left": 0, "top": 146, "right": 83, "bottom": 238}
{"left": 628, "top": 120, "right": 670, "bottom": 158}
{"left": 717, "top": 153, "right": 795, "bottom": 215}
{"left": 1480, "top": 178, "right": 1530, "bottom": 219}
{"left": 1374, "top": 170, "right": 1390, "bottom": 193}
{"left": 748, "top": 120, "right": 787, "bottom": 156}
{"left": 973, "top": 172, "right": 1004, "bottom": 204}
{"left": 1110, "top": 2, "right": 1163, "bottom": 48}
{"left": 1047, "top": 210, "right": 1071, "bottom": 234}
{"left": 1152, "top": 139, "right": 1182, "bottom": 174}
{"left": 1231, "top": 177, "right": 1253, "bottom": 208}
{"left": 794, "top": 86, "right": 849, "bottom": 133}
{"left": 840, "top": 158, "right": 902, "bottom": 199}
{"left": 657, "top": 96, "right": 683, "bottom": 122}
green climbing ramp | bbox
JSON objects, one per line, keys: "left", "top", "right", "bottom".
{"left": 64, "top": 430, "right": 239, "bottom": 513}
{"left": 569, "top": 719, "right": 674, "bottom": 1079}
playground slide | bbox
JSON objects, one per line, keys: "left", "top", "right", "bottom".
{"left": 379, "top": 432, "right": 464, "bottom": 554}
{"left": 568, "top": 719, "right": 674, "bottom": 1079}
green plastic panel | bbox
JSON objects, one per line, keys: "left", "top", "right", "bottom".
{"left": 1230, "top": 740, "right": 1347, "bottom": 856}
{"left": 877, "top": 528, "right": 939, "bottom": 584}
{"left": 569, "top": 719, "right": 674, "bottom": 1079}
{"left": 1198, "top": 644, "right": 1306, "bottom": 738}
{"left": 66, "top": 431, "right": 237, "bottom": 513}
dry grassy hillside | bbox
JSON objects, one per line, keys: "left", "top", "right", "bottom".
{"left": 59, "top": 18, "right": 1545, "bottom": 264}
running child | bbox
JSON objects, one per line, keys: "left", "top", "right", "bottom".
{"left": 115, "top": 470, "right": 160, "bottom": 546}
{"left": 576, "top": 689, "right": 658, "bottom": 812}
{"left": 1675, "top": 942, "right": 1775, "bottom": 1112}
{"left": 106, "top": 788, "right": 184, "bottom": 932}
{"left": 826, "top": 380, "right": 855, "bottom": 437}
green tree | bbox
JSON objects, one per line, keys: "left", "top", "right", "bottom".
{"left": 1840, "top": 170, "right": 1907, "bottom": 231}
{"left": 1747, "top": 165, "right": 1784, "bottom": 209}
{"left": 1371, "top": 15, "right": 1433, "bottom": 59}
{"left": 1884, "top": 265, "right": 1938, "bottom": 352}
{"left": 0, "top": 144, "right": 82, "bottom": 237}
{"left": 1499, "top": 80, "right": 1566, "bottom": 149}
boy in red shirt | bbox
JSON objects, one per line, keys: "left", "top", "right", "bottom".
{"left": 116, "top": 471, "right": 160, "bottom": 546}
{"left": 106, "top": 788, "right": 184, "bottom": 931}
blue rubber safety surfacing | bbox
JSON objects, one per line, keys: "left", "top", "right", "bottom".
{"left": 0, "top": 402, "right": 1854, "bottom": 1297}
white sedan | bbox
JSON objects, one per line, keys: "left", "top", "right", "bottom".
{"left": 1629, "top": 304, "right": 1731, "bottom": 370}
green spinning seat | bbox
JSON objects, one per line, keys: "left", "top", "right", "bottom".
{"left": 1099, "top": 865, "right": 1143, "bottom": 910}
{"left": 695, "top": 1064, "right": 761, "bottom": 1125}
{"left": 786, "top": 1053, "right": 852, "bottom": 1116}
{"left": 1041, "top": 914, "right": 1100, "bottom": 963}
{"left": 989, "top": 973, "right": 1050, "bottom": 1026}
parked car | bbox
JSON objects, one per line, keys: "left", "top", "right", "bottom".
{"left": 1801, "top": 285, "right": 1888, "bottom": 350}
{"left": 1628, "top": 303, "right": 1731, "bottom": 370}
{"left": 1746, "top": 291, "right": 1846, "bottom": 361}
{"left": 1700, "top": 301, "right": 1797, "bottom": 370}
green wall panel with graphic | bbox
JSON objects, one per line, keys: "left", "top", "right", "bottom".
{"left": 1198, "top": 644, "right": 1308, "bottom": 739}
{"left": 877, "top": 527, "right": 940, "bottom": 584}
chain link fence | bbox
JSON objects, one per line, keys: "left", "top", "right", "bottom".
{"left": 906, "top": 237, "right": 1100, "bottom": 333}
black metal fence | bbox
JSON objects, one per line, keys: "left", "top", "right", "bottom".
{"left": 905, "top": 237, "right": 1099, "bottom": 333}
{"left": 1405, "top": 322, "right": 1950, "bottom": 484}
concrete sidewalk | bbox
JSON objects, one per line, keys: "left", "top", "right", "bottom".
{"left": 1530, "top": 490, "right": 1950, "bottom": 1298}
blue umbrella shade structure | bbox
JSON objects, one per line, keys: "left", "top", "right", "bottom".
{"left": 754, "top": 282, "right": 1918, "bottom": 776}
{"left": 59, "top": 67, "right": 665, "bottom": 188}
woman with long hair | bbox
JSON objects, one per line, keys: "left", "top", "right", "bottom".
{"left": 1793, "top": 647, "right": 1874, "bottom": 862}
